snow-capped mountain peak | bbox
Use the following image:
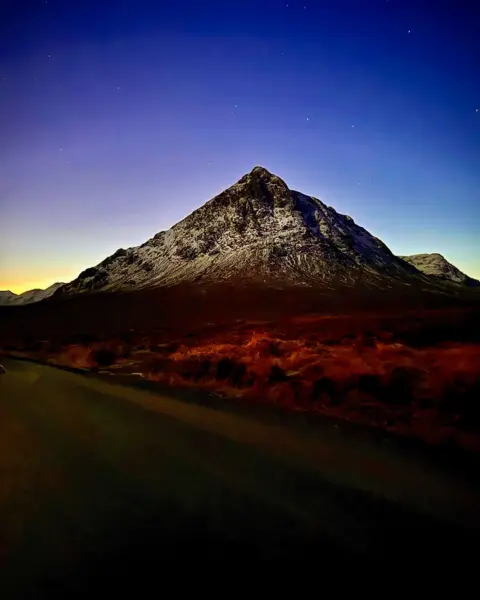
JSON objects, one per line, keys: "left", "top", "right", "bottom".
{"left": 60, "top": 166, "right": 419, "bottom": 296}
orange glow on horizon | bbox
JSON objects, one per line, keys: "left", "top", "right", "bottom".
{"left": 0, "top": 274, "right": 73, "bottom": 295}
{"left": 1, "top": 280, "right": 57, "bottom": 295}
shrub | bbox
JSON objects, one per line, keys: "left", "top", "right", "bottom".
{"left": 216, "top": 357, "right": 236, "bottom": 380}
{"left": 357, "top": 373, "right": 383, "bottom": 395}
{"left": 288, "top": 379, "right": 304, "bottom": 403}
{"left": 178, "top": 359, "right": 202, "bottom": 379}
{"left": 92, "top": 348, "right": 117, "bottom": 367}
{"left": 269, "top": 365, "right": 288, "bottom": 384}
{"left": 384, "top": 366, "right": 424, "bottom": 405}
{"left": 230, "top": 362, "right": 247, "bottom": 386}
{"left": 195, "top": 359, "right": 212, "bottom": 381}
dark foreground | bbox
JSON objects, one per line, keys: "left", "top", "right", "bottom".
{"left": 1, "top": 359, "right": 479, "bottom": 595}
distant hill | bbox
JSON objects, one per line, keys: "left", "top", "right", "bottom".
{"left": 0, "top": 282, "right": 65, "bottom": 306}
{"left": 400, "top": 254, "right": 480, "bottom": 287}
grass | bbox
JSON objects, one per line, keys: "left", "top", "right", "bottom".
{"left": 3, "top": 308, "right": 480, "bottom": 452}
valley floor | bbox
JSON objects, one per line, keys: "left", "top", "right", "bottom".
{"left": 3, "top": 305, "right": 480, "bottom": 453}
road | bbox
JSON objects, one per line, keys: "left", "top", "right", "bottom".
{"left": 1, "top": 359, "right": 479, "bottom": 594}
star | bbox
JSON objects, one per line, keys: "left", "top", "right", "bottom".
{"left": 117, "top": 85, "right": 120, "bottom": 90}
{"left": 351, "top": 124, "right": 355, "bottom": 128}
{"left": 476, "top": 108, "right": 479, "bottom": 113}
{"left": 408, "top": 29, "right": 411, "bottom": 34}
{"left": 47, "top": 54, "right": 51, "bottom": 58}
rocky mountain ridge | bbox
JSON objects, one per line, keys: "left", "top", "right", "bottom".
{"left": 60, "top": 166, "right": 429, "bottom": 296}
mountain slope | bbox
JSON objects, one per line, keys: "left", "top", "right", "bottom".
{"left": 0, "top": 282, "right": 65, "bottom": 306}
{"left": 61, "top": 166, "right": 425, "bottom": 296}
{"left": 0, "top": 291, "right": 18, "bottom": 306}
{"left": 400, "top": 254, "right": 480, "bottom": 287}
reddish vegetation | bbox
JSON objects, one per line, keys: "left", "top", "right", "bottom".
{"left": 3, "top": 306, "right": 480, "bottom": 452}
{"left": 138, "top": 331, "right": 480, "bottom": 451}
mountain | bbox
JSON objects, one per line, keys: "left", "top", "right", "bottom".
{"left": 60, "top": 166, "right": 428, "bottom": 296}
{"left": 0, "top": 291, "right": 18, "bottom": 306}
{"left": 0, "top": 282, "right": 65, "bottom": 306}
{"left": 400, "top": 254, "right": 480, "bottom": 287}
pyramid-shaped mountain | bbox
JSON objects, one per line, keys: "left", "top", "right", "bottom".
{"left": 61, "top": 166, "right": 425, "bottom": 295}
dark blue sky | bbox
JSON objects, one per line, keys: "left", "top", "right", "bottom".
{"left": 1, "top": 0, "right": 479, "bottom": 291}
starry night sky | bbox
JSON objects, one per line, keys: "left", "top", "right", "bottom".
{"left": 1, "top": 0, "right": 479, "bottom": 292}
